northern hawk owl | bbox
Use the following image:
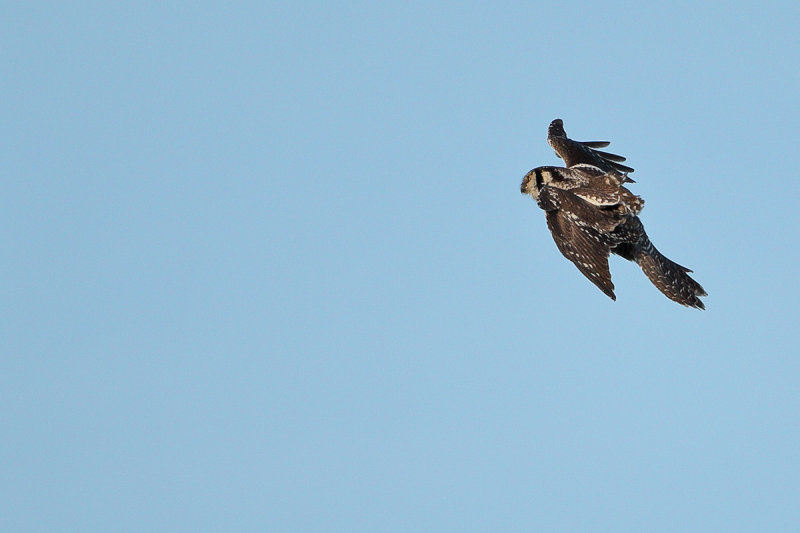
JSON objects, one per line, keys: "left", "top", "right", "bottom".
{"left": 520, "top": 119, "right": 706, "bottom": 309}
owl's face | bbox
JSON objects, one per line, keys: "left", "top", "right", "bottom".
{"left": 520, "top": 169, "right": 540, "bottom": 199}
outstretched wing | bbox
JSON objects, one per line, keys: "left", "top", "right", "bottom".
{"left": 547, "top": 119, "right": 635, "bottom": 175}
{"left": 538, "top": 187, "right": 617, "bottom": 300}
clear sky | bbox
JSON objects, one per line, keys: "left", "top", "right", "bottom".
{"left": 4, "top": 1, "right": 800, "bottom": 531}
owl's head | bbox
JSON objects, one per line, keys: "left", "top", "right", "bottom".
{"left": 521, "top": 167, "right": 558, "bottom": 200}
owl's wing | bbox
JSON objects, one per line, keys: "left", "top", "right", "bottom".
{"left": 547, "top": 119, "right": 635, "bottom": 175}
{"left": 539, "top": 187, "right": 617, "bottom": 300}
{"left": 550, "top": 166, "right": 644, "bottom": 215}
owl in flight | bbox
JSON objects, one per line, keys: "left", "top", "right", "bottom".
{"left": 521, "top": 119, "right": 707, "bottom": 309}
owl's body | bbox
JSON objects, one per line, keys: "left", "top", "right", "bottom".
{"left": 521, "top": 120, "right": 706, "bottom": 309}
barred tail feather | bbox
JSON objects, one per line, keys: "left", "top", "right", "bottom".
{"left": 636, "top": 243, "right": 707, "bottom": 309}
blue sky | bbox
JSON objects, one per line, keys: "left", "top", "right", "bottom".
{"left": 4, "top": 1, "right": 800, "bottom": 531}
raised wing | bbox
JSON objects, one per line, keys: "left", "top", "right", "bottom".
{"left": 547, "top": 119, "right": 635, "bottom": 176}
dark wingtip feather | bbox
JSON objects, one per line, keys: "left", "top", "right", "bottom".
{"left": 612, "top": 162, "right": 635, "bottom": 174}
{"left": 548, "top": 119, "right": 566, "bottom": 138}
{"left": 581, "top": 141, "right": 611, "bottom": 148}
{"left": 592, "top": 149, "right": 627, "bottom": 162}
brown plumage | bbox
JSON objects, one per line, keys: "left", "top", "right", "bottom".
{"left": 520, "top": 120, "right": 707, "bottom": 309}
{"left": 547, "top": 118, "right": 635, "bottom": 176}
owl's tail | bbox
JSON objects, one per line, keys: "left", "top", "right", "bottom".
{"left": 635, "top": 242, "right": 707, "bottom": 309}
